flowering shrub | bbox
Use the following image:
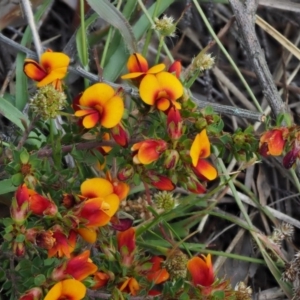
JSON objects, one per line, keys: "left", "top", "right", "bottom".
{"left": 0, "top": 1, "right": 298, "bottom": 300}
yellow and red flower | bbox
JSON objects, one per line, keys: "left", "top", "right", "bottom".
{"left": 121, "top": 53, "right": 165, "bottom": 80}
{"left": 131, "top": 139, "right": 167, "bottom": 165}
{"left": 74, "top": 83, "right": 124, "bottom": 129}
{"left": 52, "top": 250, "right": 98, "bottom": 282}
{"left": 117, "top": 227, "right": 136, "bottom": 267}
{"left": 146, "top": 256, "right": 169, "bottom": 284}
{"left": 190, "top": 129, "right": 217, "bottom": 181}
{"left": 76, "top": 178, "right": 120, "bottom": 227}
{"left": 23, "top": 50, "right": 70, "bottom": 90}
{"left": 187, "top": 254, "right": 214, "bottom": 287}
{"left": 139, "top": 72, "right": 183, "bottom": 112}
{"left": 119, "top": 277, "right": 140, "bottom": 296}
{"left": 48, "top": 226, "right": 77, "bottom": 258}
{"left": 259, "top": 128, "right": 288, "bottom": 156}
{"left": 44, "top": 279, "right": 86, "bottom": 300}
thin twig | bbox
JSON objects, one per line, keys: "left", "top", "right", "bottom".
{"left": 228, "top": 0, "right": 287, "bottom": 118}
{"left": 19, "top": 0, "right": 43, "bottom": 59}
{"left": 17, "top": 114, "right": 39, "bottom": 150}
{"left": 0, "top": 33, "right": 264, "bottom": 121}
{"left": 87, "top": 290, "right": 157, "bottom": 300}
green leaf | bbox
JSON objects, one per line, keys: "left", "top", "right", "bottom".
{"left": 34, "top": 274, "right": 46, "bottom": 286}
{"left": 15, "top": 234, "right": 25, "bottom": 243}
{"left": 11, "top": 173, "right": 24, "bottom": 186}
{"left": 0, "top": 97, "right": 29, "bottom": 131}
{"left": 0, "top": 179, "right": 17, "bottom": 195}
{"left": 76, "top": 12, "right": 98, "bottom": 68}
{"left": 86, "top": 0, "right": 137, "bottom": 53}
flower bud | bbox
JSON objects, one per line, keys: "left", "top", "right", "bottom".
{"left": 13, "top": 241, "right": 25, "bottom": 257}
{"left": 283, "top": 145, "right": 300, "bottom": 169}
{"left": 110, "top": 123, "right": 129, "bottom": 147}
{"left": 145, "top": 171, "right": 175, "bottom": 191}
{"left": 168, "top": 61, "right": 181, "bottom": 78}
{"left": 167, "top": 107, "right": 183, "bottom": 140}
{"left": 36, "top": 230, "right": 55, "bottom": 250}
{"left": 154, "top": 191, "right": 176, "bottom": 211}
{"left": 117, "top": 165, "right": 134, "bottom": 181}
{"left": 19, "top": 287, "right": 43, "bottom": 300}
{"left": 164, "top": 149, "right": 179, "bottom": 169}
{"left": 185, "top": 175, "right": 206, "bottom": 194}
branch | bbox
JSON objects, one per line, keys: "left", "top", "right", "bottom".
{"left": 0, "top": 33, "right": 264, "bottom": 121}
{"left": 228, "top": 0, "right": 287, "bottom": 118}
{"left": 87, "top": 290, "right": 159, "bottom": 300}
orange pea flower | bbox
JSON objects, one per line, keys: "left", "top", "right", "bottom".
{"left": 190, "top": 129, "right": 217, "bottom": 181}
{"left": 131, "top": 139, "right": 167, "bottom": 164}
{"left": 121, "top": 53, "right": 165, "bottom": 80}
{"left": 146, "top": 256, "right": 169, "bottom": 284}
{"left": 92, "top": 271, "right": 110, "bottom": 289}
{"left": 48, "top": 225, "right": 77, "bottom": 258}
{"left": 74, "top": 83, "right": 124, "bottom": 129}
{"left": 106, "top": 171, "right": 130, "bottom": 201}
{"left": 259, "top": 128, "right": 288, "bottom": 156}
{"left": 117, "top": 227, "right": 136, "bottom": 267}
{"left": 139, "top": 72, "right": 183, "bottom": 111}
{"left": 44, "top": 279, "right": 86, "bottom": 300}
{"left": 19, "top": 287, "right": 42, "bottom": 300}
{"left": 119, "top": 277, "right": 140, "bottom": 296}
{"left": 52, "top": 250, "right": 98, "bottom": 282}
{"left": 187, "top": 254, "right": 214, "bottom": 287}
{"left": 23, "top": 50, "right": 70, "bottom": 90}
{"left": 76, "top": 178, "right": 120, "bottom": 227}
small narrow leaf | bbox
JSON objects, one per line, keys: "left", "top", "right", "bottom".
{"left": 86, "top": 0, "right": 137, "bottom": 53}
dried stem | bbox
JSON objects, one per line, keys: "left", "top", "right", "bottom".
{"left": 19, "top": 0, "right": 43, "bottom": 59}
{"left": 228, "top": 0, "right": 287, "bottom": 118}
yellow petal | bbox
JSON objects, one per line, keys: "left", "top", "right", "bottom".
{"left": 44, "top": 281, "right": 62, "bottom": 300}
{"left": 121, "top": 72, "right": 144, "bottom": 79}
{"left": 190, "top": 129, "right": 211, "bottom": 166}
{"left": 61, "top": 279, "right": 86, "bottom": 299}
{"left": 80, "top": 83, "right": 115, "bottom": 107}
{"left": 101, "top": 95, "right": 124, "bottom": 128}
{"left": 155, "top": 72, "right": 183, "bottom": 101}
{"left": 81, "top": 178, "right": 114, "bottom": 198}
{"left": 147, "top": 63, "right": 165, "bottom": 74}
{"left": 127, "top": 53, "right": 148, "bottom": 72}
{"left": 40, "top": 52, "right": 70, "bottom": 71}
{"left": 103, "top": 194, "right": 120, "bottom": 217}
{"left": 78, "top": 227, "right": 97, "bottom": 243}
{"left": 139, "top": 74, "right": 160, "bottom": 106}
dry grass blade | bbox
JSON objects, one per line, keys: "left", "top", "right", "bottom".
{"left": 258, "top": 0, "right": 300, "bottom": 13}
{"left": 255, "top": 15, "right": 300, "bottom": 61}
